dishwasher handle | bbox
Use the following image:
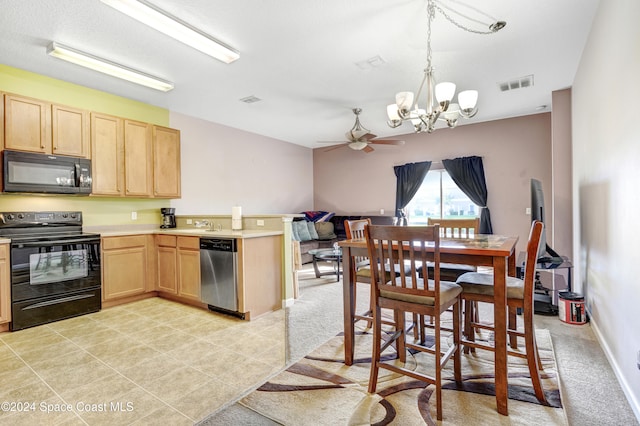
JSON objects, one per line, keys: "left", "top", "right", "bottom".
{"left": 200, "top": 238, "right": 237, "bottom": 252}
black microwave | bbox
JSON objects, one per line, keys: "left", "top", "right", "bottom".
{"left": 2, "top": 150, "right": 92, "bottom": 195}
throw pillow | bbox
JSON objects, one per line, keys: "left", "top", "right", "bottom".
{"left": 307, "top": 221, "right": 319, "bottom": 240}
{"left": 315, "top": 221, "right": 337, "bottom": 240}
{"left": 291, "top": 221, "right": 301, "bottom": 241}
{"left": 301, "top": 211, "right": 335, "bottom": 222}
{"left": 294, "top": 221, "right": 313, "bottom": 241}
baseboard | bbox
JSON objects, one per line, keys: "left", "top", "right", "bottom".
{"left": 283, "top": 298, "right": 295, "bottom": 308}
{"left": 589, "top": 311, "right": 640, "bottom": 421}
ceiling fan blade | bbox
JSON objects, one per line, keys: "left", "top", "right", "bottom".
{"left": 360, "top": 133, "right": 377, "bottom": 141}
{"left": 323, "top": 144, "right": 347, "bottom": 152}
{"left": 317, "top": 141, "right": 347, "bottom": 144}
{"left": 362, "top": 145, "right": 375, "bottom": 153}
{"left": 369, "top": 139, "right": 405, "bottom": 146}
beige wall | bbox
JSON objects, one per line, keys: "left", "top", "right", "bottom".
{"left": 313, "top": 113, "right": 556, "bottom": 254}
{"left": 572, "top": 0, "right": 640, "bottom": 417}
{"left": 551, "top": 89, "right": 573, "bottom": 259}
{"left": 169, "top": 112, "right": 313, "bottom": 216}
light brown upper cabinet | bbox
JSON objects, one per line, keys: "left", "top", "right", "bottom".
{"left": 3, "top": 93, "right": 89, "bottom": 158}
{"left": 3, "top": 93, "right": 51, "bottom": 154}
{"left": 91, "top": 113, "right": 124, "bottom": 196}
{"left": 52, "top": 104, "right": 90, "bottom": 157}
{"left": 153, "top": 125, "right": 181, "bottom": 198}
{"left": 124, "top": 119, "right": 153, "bottom": 197}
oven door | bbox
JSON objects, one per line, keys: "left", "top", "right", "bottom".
{"left": 10, "top": 236, "right": 101, "bottom": 330}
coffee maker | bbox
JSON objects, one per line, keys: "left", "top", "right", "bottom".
{"left": 160, "top": 208, "right": 176, "bottom": 229}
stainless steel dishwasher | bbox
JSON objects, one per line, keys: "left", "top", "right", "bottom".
{"left": 200, "top": 238, "right": 241, "bottom": 318}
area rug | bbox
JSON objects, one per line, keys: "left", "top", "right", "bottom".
{"left": 239, "top": 321, "right": 567, "bottom": 425}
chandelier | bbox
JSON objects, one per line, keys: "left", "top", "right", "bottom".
{"left": 387, "top": 0, "right": 506, "bottom": 133}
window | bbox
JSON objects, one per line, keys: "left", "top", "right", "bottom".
{"left": 406, "top": 169, "right": 478, "bottom": 225}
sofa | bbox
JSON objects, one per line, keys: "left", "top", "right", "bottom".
{"left": 293, "top": 214, "right": 396, "bottom": 264}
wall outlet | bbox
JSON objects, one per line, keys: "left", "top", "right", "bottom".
{"left": 131, "top": 211, "right": 137, "bottom": 220}
{"left": 525, "top": 207, "right": 531, "bottom": 215}
{"left": 257, "top": 219, "right": 265, "bottom": 226}
{"left": 380, "top": 209, "right": 385, "bottom": 215}
{"left": 186, "top": 219, "right": 193, "bottom": 225}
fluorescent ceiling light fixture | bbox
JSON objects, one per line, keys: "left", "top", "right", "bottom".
{"left": 47, "top": 42, "right": 174, "bottom": 92}
{"left": 101, "top": 0, "right": 239, "bottom": 64}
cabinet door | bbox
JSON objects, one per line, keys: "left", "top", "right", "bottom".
{"left": 0, "top": 245, "right": 10, "bottom": 324}
{"left": 124, "top": 120, "right": 153, "bottom": 197}
{"left": 153, "top": 126, "right": 181, "bottom": 198}
{"left": 91, "top": 113, "right": 124, "bottom": 196}
{"left": 4, "top": 93, "right": 51, "bottom": 153}
{"left": 157, "top": 235, "right": 177, "bottom": 294}
{"left": 102, "top": 237, "right": 148, "bottom": 301}
{"left": 177, "top": 237, "right": 200, "bottom": 301}
{"left": 52, "top": 104, "right": 89, "bottom": 158}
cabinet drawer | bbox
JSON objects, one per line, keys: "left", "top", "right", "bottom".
{"left": 102, "top": 235, "right": 148, "bottom": 250}
{"left": 177, "top": 236, "right": 199, "bottom": 250}
{"left": 157, "top": 235, "right": 177, "bottom": 247}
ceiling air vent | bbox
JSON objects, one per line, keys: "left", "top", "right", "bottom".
{"left": 240, "top": 95, "right": 262, "bottom": 104}
{"left": 498, "top": 75, "right": 534, "bottom": 92}
{"left": 355, "top": 55, "right": 386, "bottom": 70}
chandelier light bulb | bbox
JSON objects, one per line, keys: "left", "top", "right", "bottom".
{"left": 387, "top": 104, "right": 401, "bottom": 121}
{"left": 435, "top": 82, "right": 456, "bottom": 103}
{"left": 458, "top": 90, "right": 478, "bottom": 111}
{"left": 409, "top": 108, "right": 427, "bottom": 126}
{"left": 395, "top": 92, "right": 415, "bottom": 113}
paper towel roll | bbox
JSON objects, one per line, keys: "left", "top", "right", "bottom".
{"left": 232, "top": 206, "right": 242, "bottom": 230}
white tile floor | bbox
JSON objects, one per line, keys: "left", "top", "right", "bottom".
{"left": 0, "top": 297, "right": 286, "bottom": 425}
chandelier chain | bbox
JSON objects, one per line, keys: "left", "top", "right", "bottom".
{"left": 433, "top": 2, "right": 499, "bottom": 35}
{"left": 426, "top": 0, "right": 435, "bottom": 69}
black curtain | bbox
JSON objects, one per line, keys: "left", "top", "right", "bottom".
{"left": 394, "top": 161, "right": 431, "bottom": 225}
{"left": 442, "top": 156, "right": 493, "bottom": 234}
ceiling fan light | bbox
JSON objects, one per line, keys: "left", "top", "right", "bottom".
{"left": 349, "top": 141, "right": 368, "bottom": 150}
{"left": 349, "top": 129, "right": 368, "bottom": 140}
{"left": 435, "top": 82, "right": 456, "bottom": 103}
{"left": 395, "top": 92, "right": 414, "bottom": 113}
{"left": 458, "top": 90, "right": 478, "bottom": 110}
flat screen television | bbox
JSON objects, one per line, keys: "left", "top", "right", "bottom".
{"left": 530, "top": 178, "right": 561, "bottom": 262}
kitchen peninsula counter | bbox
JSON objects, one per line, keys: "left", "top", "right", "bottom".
{"left": 87, "top": 225, "right": 283, "bottom": 239}
{"left": 92, "top": 225, "right": 284, "bottom": 320}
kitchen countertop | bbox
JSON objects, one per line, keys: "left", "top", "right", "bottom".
{"left": 85, "top": 225, "right": 283, "bottom": 239}
{"left": 0, "top": 238, "right": 10, "bottom": 244}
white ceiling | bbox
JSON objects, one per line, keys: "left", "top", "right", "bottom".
{"left": 0, "top": 0, "right": 600, "bottom": 148}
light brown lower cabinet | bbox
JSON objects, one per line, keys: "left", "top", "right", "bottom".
{"left": 156, "top": 235, "right": 200, "bottom": 301}
{"left": 177, "top": 237, "right": 201, "bottom": 301}
{"left": 156, "top": 235, "right": 177, "bottom": 294}
{"left": 102, "top": 235, "right": 151, "bottom": 302}
{"left": 0, "top": 244, "right": 11, "bottom": 324}
{"left": 237, "top": 236, "right": 282, "bottom": 319}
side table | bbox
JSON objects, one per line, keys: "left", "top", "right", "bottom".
{"left": 308, "top": 248, "right": 342, "bottom": 282}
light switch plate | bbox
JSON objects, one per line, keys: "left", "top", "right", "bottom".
{"left": 131, "top": 211, "right": 137, "bottom": 220}
{"left": 257, "top": 219, "right": 265, "bottom": 226}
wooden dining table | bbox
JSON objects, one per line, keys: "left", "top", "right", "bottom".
{"left": 339, "top": 233, "right": 519, "bottom": 416}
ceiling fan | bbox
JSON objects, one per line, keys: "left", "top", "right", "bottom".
{"left": 318, "top": 108, "right": 405, "bottom": 153}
